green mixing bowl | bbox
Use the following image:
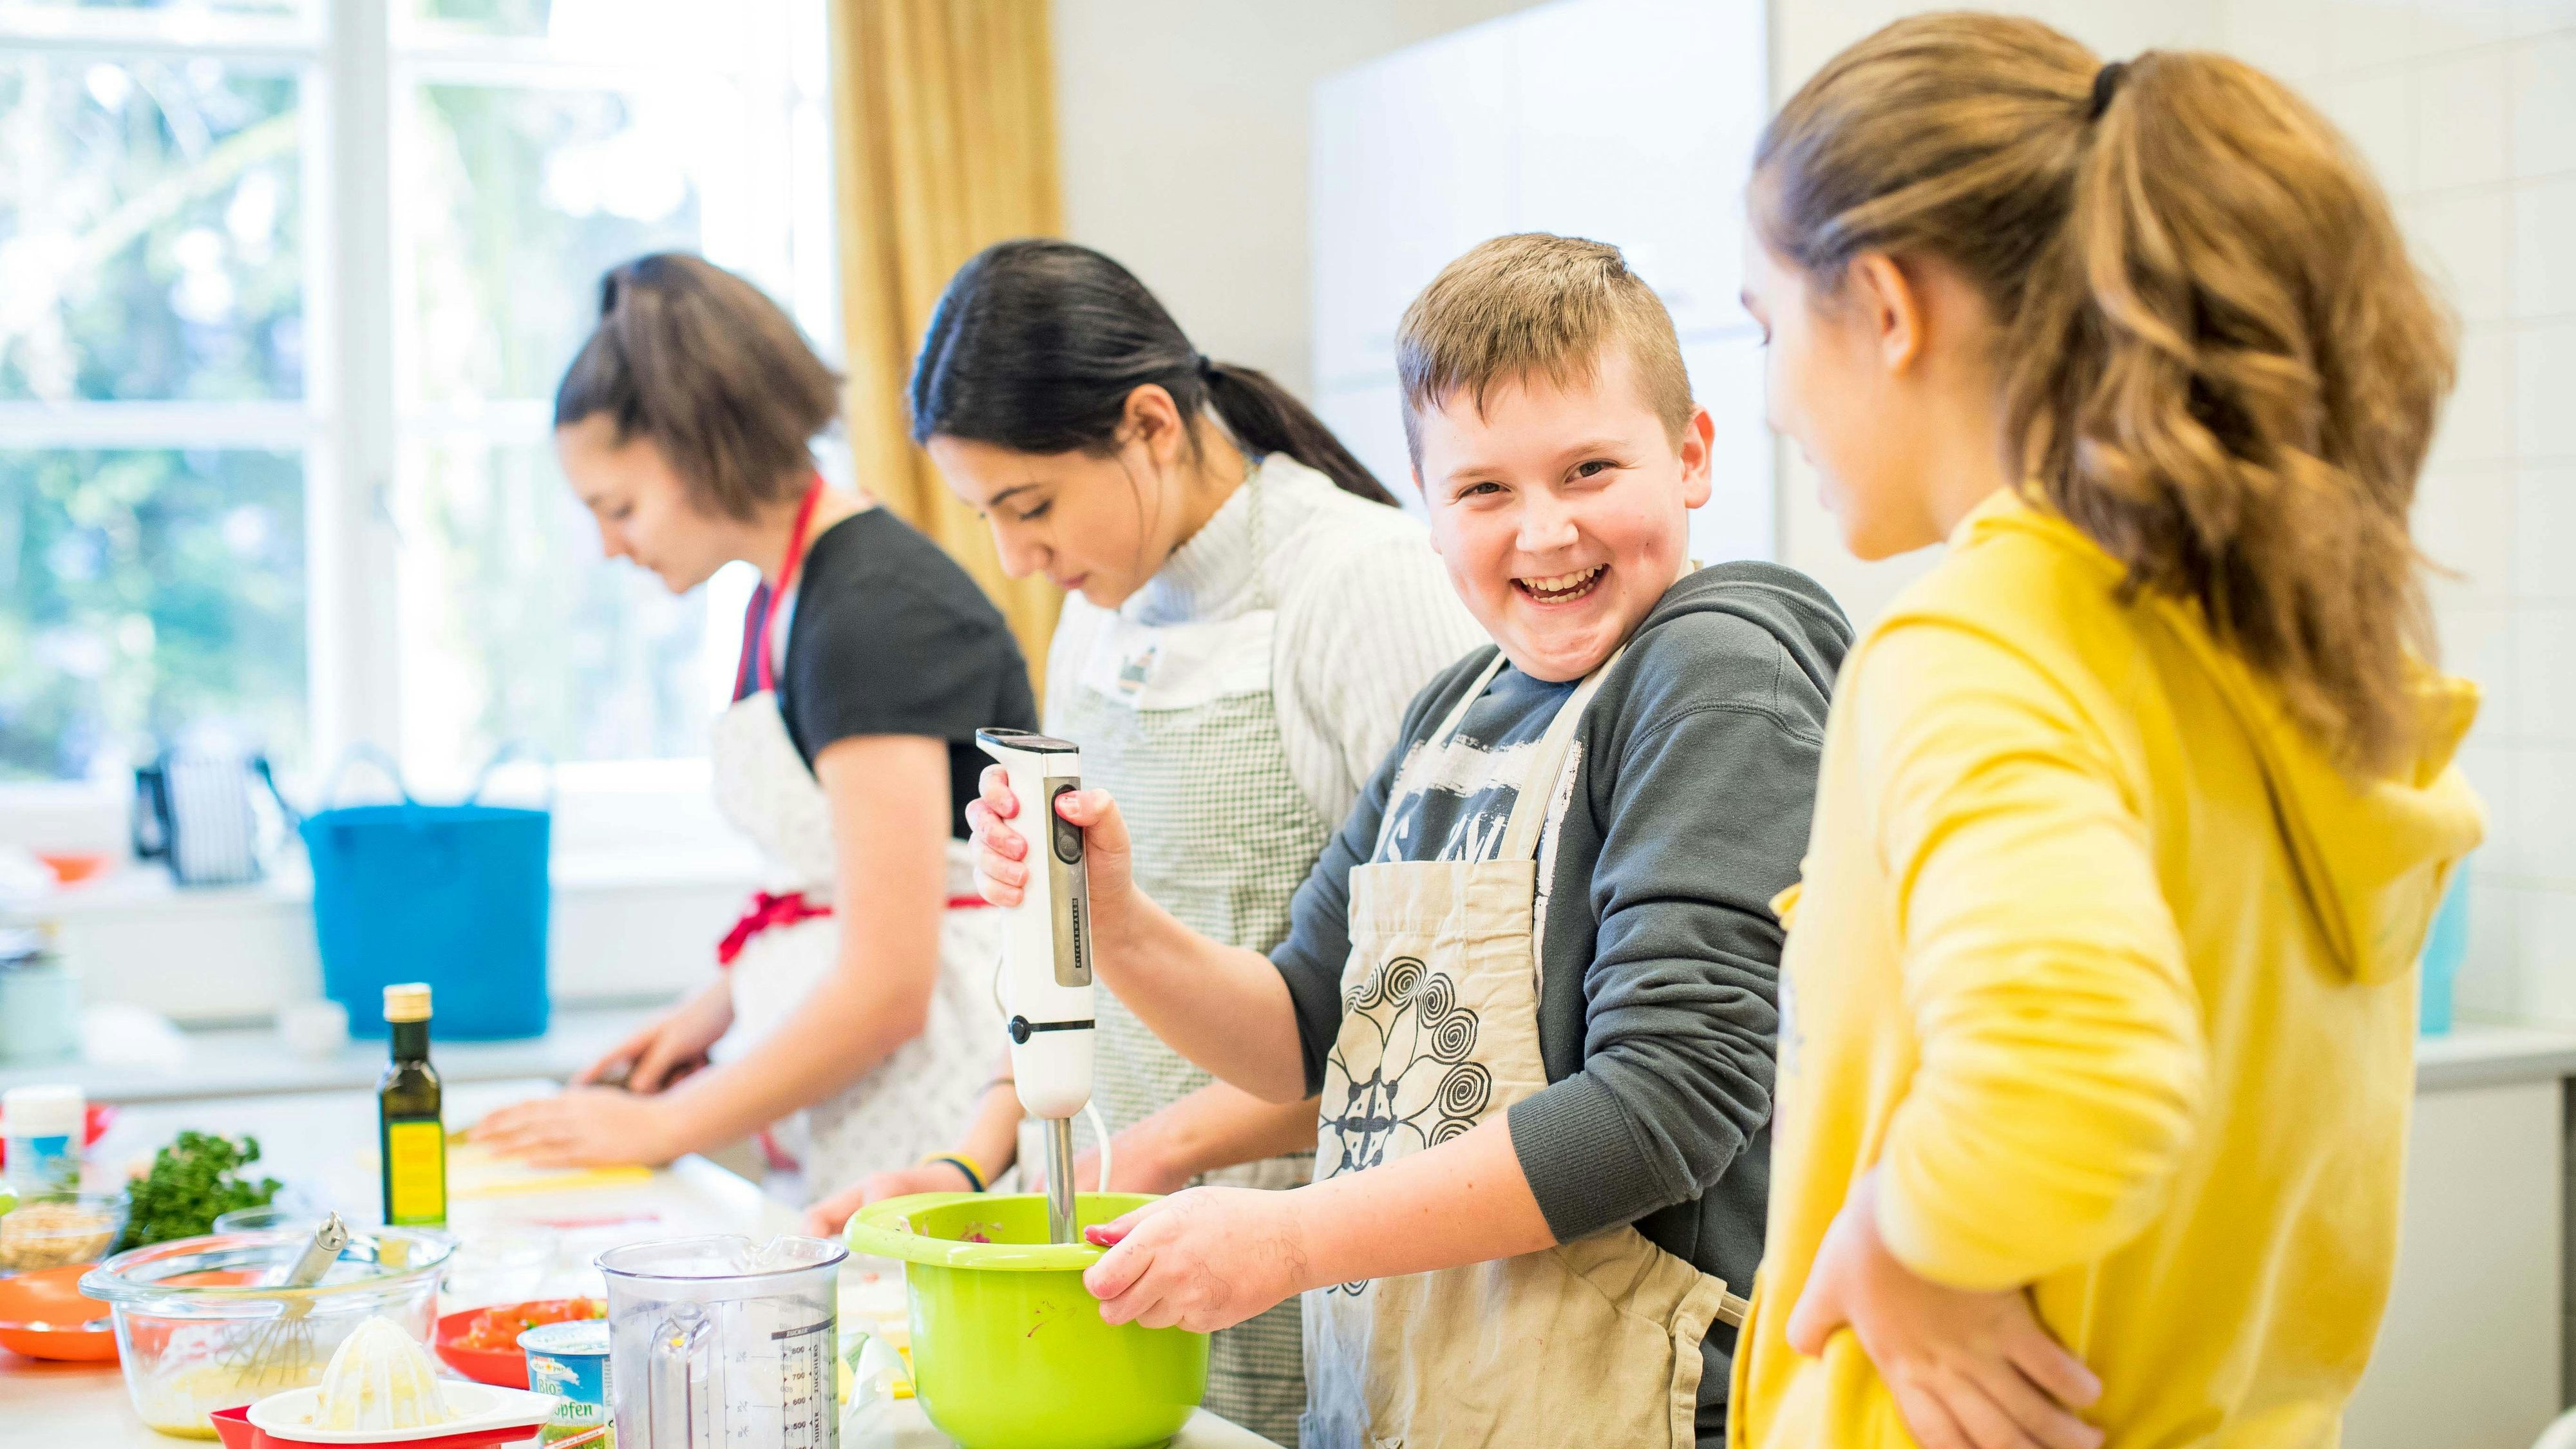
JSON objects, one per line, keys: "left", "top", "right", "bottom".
{"left": 847, "top": 1193, "right": 1209, "bottom": 1449}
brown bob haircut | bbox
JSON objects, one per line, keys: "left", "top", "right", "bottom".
{"left": 554, "top": 253, "right": 842, "bottom": 520}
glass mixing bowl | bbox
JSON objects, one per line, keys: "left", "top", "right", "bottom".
{"left": 80, "top": 1226, "right": 453, "bottom": 1440}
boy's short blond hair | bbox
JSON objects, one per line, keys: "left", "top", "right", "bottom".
{"left": 1396, "top": 233, "right": 1695, "bottom": 469}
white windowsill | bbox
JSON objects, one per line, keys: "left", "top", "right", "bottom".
{"left": 28, "top": 844, "right": 764, "bottom": 920}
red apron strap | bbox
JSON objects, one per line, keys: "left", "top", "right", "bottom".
{"left": 752, "top": 477, "right": 827, "bottom": 696}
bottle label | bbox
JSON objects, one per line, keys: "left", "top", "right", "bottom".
{"left": 384, "top": 1119, "right": 447, "bottom": 1226}
{"left": 5, "top": 1133, "right": 79, "bottom": 1194}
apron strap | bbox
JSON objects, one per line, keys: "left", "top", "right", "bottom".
{"left": 1369, "top": 650, "right": 1512, "bottom": 860}
{"left": 753, "top": 476, "right": 827, "bottom": 695}
{"left": 1495, "top": 642, "right": 1628, "bottom": 866}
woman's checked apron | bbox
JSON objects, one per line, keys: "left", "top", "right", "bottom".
{"left": 1303, "top": 646, "right": 1750, "bottom": 1448}
{"left": 1049, "top": 469, "right": 1325, "bottom": 1446}
{"left": 706, "top": 486, "right": 1001, "bottom": 1199}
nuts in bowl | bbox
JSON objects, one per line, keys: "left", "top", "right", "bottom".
{"left": 0, "top": 1192, "right": 129, "bottom": 1270}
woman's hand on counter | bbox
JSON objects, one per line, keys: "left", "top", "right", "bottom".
{"left": 470, "top": 1087, "right": 683, "bottom": 1170}
{"left": 1081, "top": 1186, "right": 1312, "bottom": 1333}
{"left": 801, "top": 1161, "right": 980, "bottom": 1236}
{"left": 578, "top": 978, "right": 733, "bottom": 1094}
{"left": 1786, "top": 1170, "right": 2103, "bottom": 1449}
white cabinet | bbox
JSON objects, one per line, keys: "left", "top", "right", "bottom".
{"left": 2345, "top": 1030, "right": 2576, "bottom": 1449}
{"left": 1311, "top": 0, "right": 1774, "bottom": 560}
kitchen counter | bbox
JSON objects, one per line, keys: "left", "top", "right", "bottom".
{"left": 0, "top": 1080, "right": 1267, "bottom": 1448}
{"left": 0, "top": 1005, "right": 662, "bottom": 1104}
{"left": 0, "top": 1078, "right": 791, "bottom": 1445}
{"left": 2416, "top": 1019, "right": 2576, "bottom": 1091}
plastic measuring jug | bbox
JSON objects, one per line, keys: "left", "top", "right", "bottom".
{"left": 599, "top": 1235, "right": 848, "bottom": 1449}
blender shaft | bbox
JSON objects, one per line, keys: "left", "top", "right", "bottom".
{"left": 1043, "top": 1116, "right": 1079, "bottom": 1244}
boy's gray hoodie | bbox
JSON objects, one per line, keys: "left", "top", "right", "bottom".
{"left": 1269, "top": 560, "right": 1851, "bottom": 1437}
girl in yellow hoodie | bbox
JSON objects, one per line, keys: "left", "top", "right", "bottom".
{"left": 1731, "top": 15, "right": 2485, "bottom": 1449}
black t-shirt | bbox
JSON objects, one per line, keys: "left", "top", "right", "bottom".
{"left": 732, "top": 507, "right": 1037, "bottom": 838}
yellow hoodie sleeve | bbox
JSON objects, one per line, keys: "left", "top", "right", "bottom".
{"left": 1856, "top": 618, "right": 2210, "bottom": 1291}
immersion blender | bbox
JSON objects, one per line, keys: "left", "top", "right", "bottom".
{"left": 976, "top": 728, "right": 1098, "bottom": 1245}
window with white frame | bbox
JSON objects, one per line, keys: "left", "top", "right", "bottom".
{"left": 0, "top": 0, "right": 836, "bottom": 811}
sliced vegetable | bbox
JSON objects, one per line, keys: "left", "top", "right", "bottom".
{"left": 453, "top": 1298, "right": 605, "bottom": 1352}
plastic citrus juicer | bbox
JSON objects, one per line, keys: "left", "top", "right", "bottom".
{"left": 837, "top": 730, "right": 1209, "bottom": 1449}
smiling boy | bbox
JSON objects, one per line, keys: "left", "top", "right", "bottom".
{"left": 968, "top": 234, "right": 1850, "bottom": 1446}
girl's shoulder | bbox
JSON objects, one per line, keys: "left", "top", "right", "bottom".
{"left": 1261, "top": 464, "right": 1463, "bottom": 642}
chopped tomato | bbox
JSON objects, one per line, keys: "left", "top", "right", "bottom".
{"left": 450, "top": 1298, "right": 605, "bottom": 1352}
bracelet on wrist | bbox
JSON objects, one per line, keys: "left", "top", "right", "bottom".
{"left": 918, "top": 1151, "right": 989, "bottom": 1193}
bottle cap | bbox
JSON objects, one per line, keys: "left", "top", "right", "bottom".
{"left": 383, "top": 983, "right": 433, "bottom": 1023}
{"left": 1, "top": 1084, "right": 85, "bottom": 1138}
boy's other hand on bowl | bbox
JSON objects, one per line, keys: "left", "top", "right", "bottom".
{"left": 1081, "top": 1186, "right": 1311, "bottom": 1334}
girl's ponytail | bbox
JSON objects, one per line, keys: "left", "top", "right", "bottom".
{"left": 911, "top": 240, "right": 1396, "bottom": 506}
{"left": 1199, "top": 359, "right": 1396, "bottom": 506}
{"left": 1757, "top": 15, "right": 2456, "bottom": 774}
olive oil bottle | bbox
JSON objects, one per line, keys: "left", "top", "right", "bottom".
{"left": 378, "top": 983, "right": 446, "bottom": 1227}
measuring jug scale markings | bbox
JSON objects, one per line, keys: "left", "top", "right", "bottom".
{"left": 599, "top": 1235, "right": 848, "bottom": 1449}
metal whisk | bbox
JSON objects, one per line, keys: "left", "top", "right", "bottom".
{"left": 219, "top": 1212, "right": 349, "bottom": 1391}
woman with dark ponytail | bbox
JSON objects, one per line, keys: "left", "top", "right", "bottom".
{"left": 803, "top": 239, "right": 1482, "bottom": 1444}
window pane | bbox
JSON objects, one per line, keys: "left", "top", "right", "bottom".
{"left": 406, "top": 0, "right": 551, "bottom": 35}
{"left": 406, "top": 84, "right": 719, "bottom": 404}
{"left": 397, "top": 441, "right": 741, "bottom": 780}
{"left": 0, "top": 1, "right": 301, "bottom": 14}
{"left": 0, "top": 57, "right": 303, "bottom": 402}
{"left": 405, "top": 0, "right": 772, "bottom": 65}
{"left": 0, "top": 448, "right": 306, "bottom": 782}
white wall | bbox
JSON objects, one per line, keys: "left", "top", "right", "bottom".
{"left": 2211, "top": 0, "right": 2576, "bottom": 1034}
{"left": 1050, "top": 0, "right": 1547, "bottom": 396}
{"left": 1305, "top": 0, "right": 1776, "bottom": 565}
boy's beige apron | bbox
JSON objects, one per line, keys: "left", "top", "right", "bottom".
{"left": 1049, "top": 470, "right": 1325, "bottom": 1446}
{"left": 1303, "top": 647, "right": 1748, "bottom": 1448}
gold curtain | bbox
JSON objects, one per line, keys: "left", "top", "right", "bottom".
{"left": 829, "top": 0, "right": 1065, "bottom": 694}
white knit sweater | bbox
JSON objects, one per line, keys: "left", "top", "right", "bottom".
{"left": 1044, "top": 455, "right": 1486, "bottom": 826}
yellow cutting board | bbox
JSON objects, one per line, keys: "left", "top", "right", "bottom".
{"left": 444, "top": 1141, "right": 654, "bottom": 1200}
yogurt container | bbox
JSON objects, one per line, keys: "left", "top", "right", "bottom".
{"left": 520, "top": 1319, "right": 612, "bottom": 1448}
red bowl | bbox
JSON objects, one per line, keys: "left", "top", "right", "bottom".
{"left": 432, "top": 1308, "right": 527, "bottom": 1389}
{"left": 210, "top": 1405, "right": 554, "bottom": 1449}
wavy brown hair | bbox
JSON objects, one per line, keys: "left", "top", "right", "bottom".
{"left": 1755, "top": 13, "right": 2457, "bottom": 774}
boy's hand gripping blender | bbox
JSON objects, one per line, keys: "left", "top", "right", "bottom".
{"left": 976, "top": 728, "right": 1097, "bottom": 1244}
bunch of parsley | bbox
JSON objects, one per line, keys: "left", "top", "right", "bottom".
{"left": 115, "top": 1131, "right": 283, "bottom": 1251}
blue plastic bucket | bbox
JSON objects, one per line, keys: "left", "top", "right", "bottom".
{"left": 301, "top": 746, "right": 552, "bottom": 1040}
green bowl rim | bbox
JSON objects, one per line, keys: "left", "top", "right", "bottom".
{"left": 844, "top": 1191, "right": 1158, "bottom": 1271}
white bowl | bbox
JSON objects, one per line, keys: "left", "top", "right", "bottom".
{"left": 246, "top": 1382, "right": 556, "bottom": 1443}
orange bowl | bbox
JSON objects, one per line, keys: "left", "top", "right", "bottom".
{"left": 35, "top": 852, "right": 111, "bottom": 886}
{"left": 0, "top": 1262, "right": 118, "bottom": 1361}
